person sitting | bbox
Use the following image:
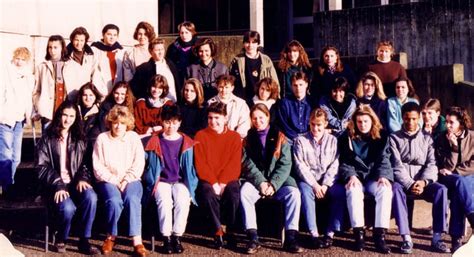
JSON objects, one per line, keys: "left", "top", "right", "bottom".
{"left": 36, "top": 101, "right": 99, "bottom": 254}
{"left": 276, "top": 71, "right": 314, "bottom": 145}
{"left": 390, "top": 102, "right": 449, "bottom": 254}
{"left": 93, "top": 105, "right": 147, "bottom": 256}
{"left": 134, "top": 74, "right": 173, "bottom": 136}
{"left": 338, "top": 105, "right": 393, "bottom": 254}
{"left": 240, "top": 104, "right": 302, "bottom": 254}
{"left": 387, "top": 77, "right": 419, "bottom": 133}
{"left": 178, "top": 78, "right": 207, "bottom": 138}
{"left": 207, "top": 74, "right": 250, "bottom": 138}
{"left": 142, "top": 105, "right": 198, "bottom": 254}
{"left": 435, "top": 106, "right": 474, "bottom": 252}
{"left": 293, "top": 108, "right": 343, "bottom": 249}
{"left": 98, "top": 81, "right": 136, "bottom": 133}
{"left": 194, "top": 102, "right": 242, "bottom": 249}
{"left": 355, "top": 71, "right": 388, "bottom": 128}
{"left": 319, "top": 77, "right": 356, "bottom": 138}
{"left": 421, "top": 98, "right": 447, "bottom": 142}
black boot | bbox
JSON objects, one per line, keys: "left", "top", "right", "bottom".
{"left": 373, "top": 228, "right": 391, "bottom": 254}
{"left": 246, "top": 229, "right": 260, "bottom": 254}
{"left": 171, "top": 235, "right": 184, "bottom": 253}
{"left": 451, "top": 237, "right": 463, "bottom": 253}
{"left": 283, "top": 230, "right": 303, "bottom": 253}
{"left": 467, "top": 212, "right": 474, "bottom": 228}
{"left": 353, "top": 227, "right": 365, "bottom": 252}
{"left": 78, "top": 238, "right": 100, "bottom": 255}
{"left": 213, "top": 235, "right": 224, "bottom": 250}
{"left": 162, "top": 236, "right": 173, "bottom": 254}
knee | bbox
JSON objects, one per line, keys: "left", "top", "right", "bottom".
{"left": 83, "top": 189, "right": 98, "bottom": 205}
{"left": 62, "top": 201, "right": 76, "bottom": 219}
{"left": 346, "top": 185, "right": 363, "bottom": 198}
{"left": 106, "top": 196, "right": 123, "bottom": 210}
{"left": 286, "top": 187, "right": 301, "bottom": 200}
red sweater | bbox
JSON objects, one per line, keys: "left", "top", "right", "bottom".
{"left": 134, "top": 98, "right": 172, "bottom": 134}
{"left": 194, "top": 127, "right": 242, "bottom": 184}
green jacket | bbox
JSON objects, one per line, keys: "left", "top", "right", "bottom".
{"left": 241, "top": 126, "right": 296, "bottom": 190}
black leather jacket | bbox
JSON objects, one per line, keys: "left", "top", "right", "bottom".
{"left": 35, "top": 134, "right": 92, "bottom": 193}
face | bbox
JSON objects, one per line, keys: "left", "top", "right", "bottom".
{"left": 289, "top": 49, "right": 299, "bottom": 64}
{"left": 292, "top": 79, "right": 308, "bottom": 100}
{"left": 111, "top": 121, "right": 127, "bottom": 138}
{"left": 183, "top": 83, "right": 197, "bottom": 103}
{"left": 150, "top": 43, "right": 165, "bottom": 61}
{"left": 72, "top": 34, "right": 86, "bottom": 51}
{"left": 136, "top": 28, "right": 149, "bottom": 45}
{"left": 113, "top": 87, "right": 127, "bottom": 104}
{"left": 363, "top": 79, "right": 376, "bottom": 97}
{"left": 395, "top": 81, "right": 409, "bottom": 99}
{"left": 48, "top": 40, "right": 62, "bottom": 60}
{"left": 162, "top": 119, "right": 181, "bottom": 136}
{"left": 331, "top": 88, "right": 345, "bottom": 103}
{"left": 179, "top": 26, "right": 193, "bottom": 42}
{"left": 356, "top": 114, "right": 373, "bottom": 134}
{"left": 103, "top": 29, "right": 118, "bottom": 46}
{"left": 422, "top": 108, "right": 440, "bottom": 126}
{"left": 323, "top": 49, "right": 337, "bottom": 67}
{"left": 198, "top": 44, "right": 212, "bottom": 63}
{"left": 377, "top": 46, "right": 392, "bottom": 62}
{"left": 244, "top": 40, "right": 259, "bottom": 56}
{"left": 81, "top": 89, "right": 96, "bottom": 108}
{"left": 12, "top": 57, "right": 27, "bottom": 67}
{"left": 150, "top": 85, "right": 163, "bottom": 100}
{"left": 61, "top": 107, "right": 76, "bottom": 131}
{"left": 310, "top": 117, "right": 328, "bottom": 139}
{"left": 208, "top": 112, "right": 227, "bottom": 133}
{"left": 217, "top": 82, "right": 234, "bottom": 100}
{"left": 258, "top": 85, "right": 271, "bottom": 101}
{"left": 403, "top": 111, "right": 420, "bottom": 132}
{"left": 445, "top": 115, "right": 461, "bottom": 134}
{"left": 251, "top": 110, "right": 270, "bottom": 131}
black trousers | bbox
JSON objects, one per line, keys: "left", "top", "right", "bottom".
{"left": 195, "top": 180, "right": 240, "bottom": 233}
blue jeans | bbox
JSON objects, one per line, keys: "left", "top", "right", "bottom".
{"left": 299, "top": 181, "right": 345, "bottom": 236}
{"left": 439, "top": 174, "right": 474, "bottom": 237}
{"left": 52, "top": 186, "right": 98, "bottom": 241}
{"left": 0, "top": 121, "right": 24, "bottom": 187}
{"left": 240, "top": 182, "right": 301, "bottom": 231}
{"left": 96, "top": 181, "right": 143, "bottom": 237}
{"left": 392, "top": 181, "right": 448, "bottom": 235}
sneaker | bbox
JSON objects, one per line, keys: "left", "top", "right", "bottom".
{"left": 400, "top": 240, "right": 413, "bottom": 254}
{"left": 431, "top": 240, "right": 450, "bottom": 253}
{"left": 54, "top": 242, "right": 66, "bottom": 253}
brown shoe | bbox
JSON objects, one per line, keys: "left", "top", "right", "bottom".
{"left": 101, "top": 238, "right": 115, "bottom": 254}
{"left": 133, "top": 244, "right": 147, "bottom": 257}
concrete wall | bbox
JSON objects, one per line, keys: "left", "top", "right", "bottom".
{"left": 0, "top": 0, "right": 158, "bottom": 67}
{"left": 313, "top": 0, "right": 474, "bottom": 82}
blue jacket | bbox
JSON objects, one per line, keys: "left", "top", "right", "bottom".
{"left": 387, "top": 97, "right": 419, "bottom": 133}
{"left": 319, "top": 94, "right": 356, "bottom": 138}
{"left": 276, "top": 96, "right": 314, "bottom": 141}
{"left": 142, "top": 132, "right": 199, "bottom": 205}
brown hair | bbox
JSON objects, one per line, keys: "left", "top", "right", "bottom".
{"left": 13, "top": 47, "right": 31, "bottom": 61}
{"left": 193, "top": 37, "right": 218, "bottom": 57}
{"left": 207, "top": 101, "right": 227, "bottom": 116}
{"left": 149, "top": 74, "right": 169, "bottom": 98}
{"left": 45, "top": 35, "right": 68, "bottom": 61}
{"left": 178, "top": 21, "right": 197, "bottom": 36}
{"left": 76, "top": 82, "right": 103, "bottom": 105}
{"left": 105, "top": 81, "right": 136, "bottom": 113}
{"left": 106, "top": 105, "right": 135, "bottom": 131}
{"left": 347, "top": 105, "right": 383, "bottom": 140}
{"left": 355, "top": 71, "right": 387, "bottom": 100}
{"left": 216, "top": 74, "right": 236, "bottom": 87}
{"left": 182, "top": 78, "right": 204, "bottom": 107}
{"left": 69, "top": 27, "right": 90, "bottom": 43}
{"left": 243, "top": 30, "right": 260, "bottom": 44}
{"left": 395, "top": 77, "right": 418, "bottom": 100}
{"left": 318, "top": 46, "right": 344, "bottom": 75}
{"left": 250, "top": 103, "right": 270, "bottom": 120}
{"left": 133, "top": 21, "right": 156, "bottom": 41}
{"left": 445, "top": 106, "right": 472, "bottom": 130}
{"left": 310, "top": 108, "right": 328, "bottom": 122}
{"left": 422, "top": 98, "right": 441, "bottom": 113}
{"left": 278, "top": 40, "right": 311, "bottom": 72}
{"left": 291, "top": 71, "right": 310, "bottom": 84}
{"left": 255, "top": 78, "right": 279, "bottom": 100}
{"left": 148, "top": 38, "right": 166, "bottom": 53}
{"left": 376, "top": 40, "right": 395, "bottom": 57}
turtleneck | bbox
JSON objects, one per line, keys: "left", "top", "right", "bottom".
{"left": 72, "top": 49, "right": 85, "bottom": 64}
{"left": 256, "top": 126, "right": 270, "bottom": 152}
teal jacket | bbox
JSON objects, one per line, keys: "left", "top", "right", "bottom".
{"left": 241, "top": 126, "right": 296, "bottom": 190}
{"left": 142, "top": 132, "right": 198, "bottom": 205}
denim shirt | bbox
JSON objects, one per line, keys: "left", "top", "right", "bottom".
{"left": 276, "top": 96, "right": 313, "bottom": 141}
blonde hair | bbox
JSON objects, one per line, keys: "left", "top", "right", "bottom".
{"left": 347, "top": 105, "right": 383, "bottom": 140}
{"left": 355, "top": 72, "right": 387, "bottom": 100}
{"left": 13, "top": 47, "right": 31, "bottom": 61}
{"left": 106, "top": 105, "right": 135, "bottom": 131}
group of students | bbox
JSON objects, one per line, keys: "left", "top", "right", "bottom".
{"left": 0, "top": 20, "right": 473, "bottom": 256}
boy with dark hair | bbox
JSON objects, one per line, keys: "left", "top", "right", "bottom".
{"left": 390, "top": 102, "right": 449, "bottom": 253}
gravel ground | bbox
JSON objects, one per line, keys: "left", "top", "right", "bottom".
{"left": 8, "top": 228, "right": 463, "bottom": 257}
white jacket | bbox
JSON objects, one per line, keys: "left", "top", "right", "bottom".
{"left": 0, "top": 61, "right": 34, "bottom": 126}
{"left": 208, "top": 94, "right": 250, "bottom": 138}
{"left": 63, "top": 53, "right": 98, "bottom": 102}
{"left": 91, "top": 46, "right": 125, "bottom": 96}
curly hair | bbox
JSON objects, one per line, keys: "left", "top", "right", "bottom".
{"left": 278, "top": 40, "right": 312, "bottom": 72}
{"left": 104, "top": 81, "right": 136, "bottom": 114}
{"left": 445, "top": 106, "right": 472, "bottom": 131}
{"left": 347, "top": 105, "right": 383, "bottom": 140}
{"left": 106, "top": 105, "right": 135, "bottom": 131}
